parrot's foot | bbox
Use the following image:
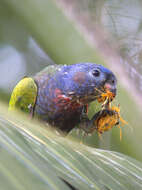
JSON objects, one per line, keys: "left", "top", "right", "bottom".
{"left": 79, "top": 109, "right": 119, "bottom": 135}
{"left": 79, "top": 118, "right": 95, "bottom": 135}
{"left": 79, "top": 106, "right": 92, "bottom": 134}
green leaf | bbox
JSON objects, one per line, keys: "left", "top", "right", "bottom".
{"left": 0, "top": 104, "right": 142, "bottom": 190}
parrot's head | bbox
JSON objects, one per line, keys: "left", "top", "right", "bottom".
{"left": 56, "top": 63, "right": 117, "bottom": 104}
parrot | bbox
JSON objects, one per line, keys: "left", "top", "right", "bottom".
{"left": 9, "top": 62, "right": 117, "bottom": 134}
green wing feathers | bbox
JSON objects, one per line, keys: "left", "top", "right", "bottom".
{"left": 9, "top": 77, "right": 37, "bottom": 113}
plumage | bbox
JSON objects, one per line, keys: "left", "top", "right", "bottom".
{"left": 9, "top": 63, "right": 117, "bottom": 134}
{"left": 9, "top": 77, "right": 37, "bottom": 113}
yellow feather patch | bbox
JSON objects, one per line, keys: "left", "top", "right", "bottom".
{"left": 9, "top": 77, "right": 37, "bottom": 113}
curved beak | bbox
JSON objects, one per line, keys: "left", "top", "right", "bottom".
{"left": 104, "top": 83, "right": 117, "bottom": 98}
{"left": 110, "top": 88, "right": 117, "bottom": 97}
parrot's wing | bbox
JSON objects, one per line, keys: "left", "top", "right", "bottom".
{"left": 9, "top": 77, "right": 37, "bottom": 114}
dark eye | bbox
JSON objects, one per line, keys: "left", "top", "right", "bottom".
{"left": 92, "top": 69, "right": 100, "bottom": 77}
{"left": 111, "top": 79, "right": 115, "bottom": 84}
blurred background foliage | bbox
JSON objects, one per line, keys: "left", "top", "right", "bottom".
{"left": 0, "top": 0, "right": 142, "bottom": 165}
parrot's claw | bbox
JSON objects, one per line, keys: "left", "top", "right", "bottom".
{"left": 79, "top": 118, "right": 96, "bottom": 135}
{"left": 79, "top": 109, "right": 117, "bottom": 135}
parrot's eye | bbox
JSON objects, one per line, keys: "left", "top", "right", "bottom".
{"left": 92, "top": 69, "right": 100, "bottom": 77}
{"left": 111, "top": 79, "right": 115, "bottom": 84}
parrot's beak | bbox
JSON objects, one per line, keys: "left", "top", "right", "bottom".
{"left": 110, "top": 88, "right": 117, "bottom": 97}
{"left": 104, "top": 82, "right": 117, "bottom": 98}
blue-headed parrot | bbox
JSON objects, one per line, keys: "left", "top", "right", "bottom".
{"left": 9, "top": 63, "right": 117, "bottom": 134}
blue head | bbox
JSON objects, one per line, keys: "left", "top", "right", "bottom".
{"left": 54, "top": 62, "right": 117, "bottom": 103}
